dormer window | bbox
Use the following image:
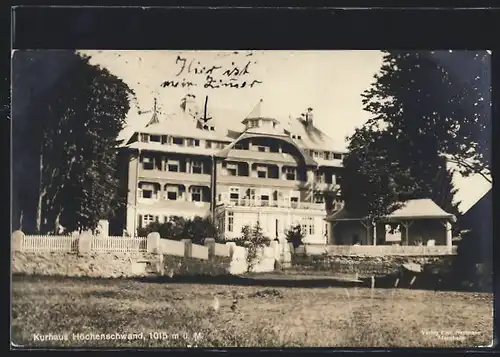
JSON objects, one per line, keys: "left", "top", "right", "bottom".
{"left": 150, "top": 135, "right": 161, "bottom": 143}
{"left": 140, "top": 133, "right": 149, "bottom": 143}
{"left": 210, "top": 126, "right": 215, "bottom": 131}
{"left": 172, "top": 137, "right": 183, "bottom": 146}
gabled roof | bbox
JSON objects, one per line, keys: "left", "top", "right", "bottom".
{"left": 325, "top": 199, "right": 457, "bottom": 222}
{"left": 118, "top": 97, "right": 347, "bottom": 155}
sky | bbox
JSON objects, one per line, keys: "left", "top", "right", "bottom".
{"left": 80, "top": 50, "right": 491, "bottom": 213}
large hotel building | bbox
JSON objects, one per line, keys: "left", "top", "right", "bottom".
{"left": 117, "top": 95, "right": 346, "bottom": 244}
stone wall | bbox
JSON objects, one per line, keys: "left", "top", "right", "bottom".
{"left": 12, "top": 233, "right": 238, "bottom": 278}
{"left": 291, "top": 254, "right": 455, "bottom": 277}
{"left": 163, "top": 255, "right": 232, "bottom": 276}
{"left": 11, "top": 251, "right": 160, "bottom": 278}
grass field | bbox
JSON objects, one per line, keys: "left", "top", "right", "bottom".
{"left": 11, "top": 274, "right": 493, "bottom": 348}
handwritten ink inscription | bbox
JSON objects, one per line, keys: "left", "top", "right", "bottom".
{"left": 160, "top": 55, "right": 263, "bottom": 89}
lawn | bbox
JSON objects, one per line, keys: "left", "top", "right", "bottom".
{"left": 11, "top": 274, "right": 493, "bottom": 348}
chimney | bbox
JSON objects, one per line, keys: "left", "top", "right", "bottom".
{"left": 305, "top": 107, "right": 313, "bottom": 126}
{"left": 180, "top": 94, "right": 198, "bottom": 115}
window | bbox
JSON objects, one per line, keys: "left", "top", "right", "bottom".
{"left": 301, "top": 217, "right": 315, "bottom": 236}
{"left": 227, "top": 212, "right": 234, "bottom": 232}
{"left": 246, "top": 189, "right": 256, "bottom": 200}
{"left": 143, "top": 214, "right": 154, "bottom": 227}
{"left": 161, "top": 135, "right": 168, "bottom": 144}
{"left": 140, "top": 133, "right": 149, "bottom": 143}
{"left": 226, "top": 163, "right": 237, "bottom": 176}
{"left": 313, "top": 151, "right": 319, "bottom": 158}
{"left": 173, "top": 137, "right": 183, "bottom": 145}
{"left": 258, "top": 146, "right": 267, "bottom": 152}
{"left": 167, "top": 160, "right": 179, "bottom": 172}
{"left": 206, "top": 140, "right": 212, "bottom": 149}
{"left": 210, "top": 126, "right": 215, "bottom": 131}
{"left": 291, "top": 135, "right": 296, "bottom": 139}
{"left": 318, "top": 151, "right": 324, "bottom": 159}
{"left": 284, "top": 167, "right": 296, "bottom": 181}
{"left": 194, "top": 139, "right": 200, "bottom": 147}
{"left": 142, "top": 156, "right": 154, "bottom": 170}
{"left": 309, "top": 219, "right": 315, "bottom": 235}
{"left": 165, "top": 185, "right": 179, "bottom": 201}
{"left": 333, "top": 153, "right": 342, "bottom": 160}
{"left": 314, "top": 193, "right": 324, "bottom": 204}
{"left": 191, "top": 187, "right": 202, "bottom": 202}
{"left": 186, "top": 139, "right": 194, "bottom": 147}
{"left": 150, "top": 135, "right": 161, "bottom": 142}
{"left": 297, "top": 135, "right": 302, "bottom": 140}
{"left": 324, "top": 152, "right": 331, "bottom": 160}
{"left": 261, "top": 195, "right": 270, "bottom": 206}
{"left": 257, "top": 165, "right": 267, "bottom": 178}
{"left": 229, "top": 187, "right": 239, "bottom": 201}
{"left": 315, "top": 171, "right": 324, "bottom": 183}
{"left": 290, "top": 196, "right": 299, "bottom": 208}
{"left": 142, "top": 189, "right": 152, "bottom": 199}
{"left": 192, "top": 161, "right": 203, "bottom": 174}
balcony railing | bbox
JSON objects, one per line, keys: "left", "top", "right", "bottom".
{"left": 138, "top": 167, "right": 211, "bottom": 184}
{"left": 219, "top": 197, "right": 332, "bottom": 210}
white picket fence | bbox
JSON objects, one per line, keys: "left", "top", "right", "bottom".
{"left": 91, "top": 236, "right": 148, "bottom": 252}
{"left": 22, "top": 235, "right": 79, "bottom": 252}
{"left": 21, "top": 235, "right": 148, "bottom": 253}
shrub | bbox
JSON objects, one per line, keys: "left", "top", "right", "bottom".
{"left": 285, "top": 223, "right": 305, "bottom": 248}
{"left": 233, "top": 221, "right": 271, "bottom": 272}
{"left": 137, "top": 215, "right": 219, "bottom": 244}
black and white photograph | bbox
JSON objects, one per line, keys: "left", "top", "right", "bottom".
{"left": 11, "top": 47, "right": 492, "bottom": 348}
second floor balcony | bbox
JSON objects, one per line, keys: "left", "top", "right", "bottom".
{"left": 217, "top": 196, "right": 344, "bottom": 211}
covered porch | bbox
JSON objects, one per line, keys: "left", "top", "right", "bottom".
{"left": 324, "top": 199, "right": 457, "bottom": 255}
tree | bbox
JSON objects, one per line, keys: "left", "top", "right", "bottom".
{"left": 183, "top": 216, "right": 220, "bottom": 244}
{"left": 285, "top": 223, "right": 305, "bottom": 249}
{"left": 341, "top": 128, "right": 414, "bottom": 219}
{"left": 341, "top": 50, "right": 488, "bottom": 219}
{"left": 342, "top": 126, "right": 462, "bottom": 221}
{"left": 361, "top": 50, "right": 491, "bottom": 182}
{"left": 13, "top": 51, "right": 134, "bottom": 234}
{"left": 233, "top": 221, "right": 271, "bottom": 273}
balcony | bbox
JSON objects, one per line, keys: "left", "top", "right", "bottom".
{"left": 218, "top": 197, "right": 327, "bottom": 211}
{"left": 217, "top": 174, "right": 303, "bottom": 189}
{"left": 138, "top": 167, "right": 211, "bottom": 185}
{"left": 137, "top": 196, "right": 211, "bottom": 211}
